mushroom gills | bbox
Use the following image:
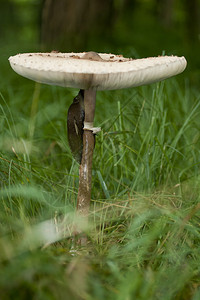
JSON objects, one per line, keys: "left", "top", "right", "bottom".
{"left": 67, "top": 90, "right": 85, "bottom": 164}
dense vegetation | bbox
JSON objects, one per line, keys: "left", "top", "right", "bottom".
{"left": 0, "top": 1, "right": 200, "bottom": 299}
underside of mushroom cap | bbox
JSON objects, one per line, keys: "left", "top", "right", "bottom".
{"left": 9, "top": 52, "right": 187, "bottom": 90}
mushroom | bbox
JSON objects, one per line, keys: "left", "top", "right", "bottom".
{"left": 8, "top": 51, "right": 187, "bottom": 219}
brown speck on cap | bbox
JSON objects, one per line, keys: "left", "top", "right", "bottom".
{"left": 70, "top": 55, "right": 81, "bottom": 59}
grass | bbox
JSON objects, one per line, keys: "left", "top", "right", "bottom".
{"left": 0, "top": 55, "right": 200, "bottom": 299}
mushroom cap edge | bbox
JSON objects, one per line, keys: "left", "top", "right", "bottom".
{"left": 8, "top": 52, "right": 187, "bottom": 90}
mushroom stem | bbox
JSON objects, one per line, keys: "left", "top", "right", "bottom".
{"left": 77, "top": 89, "right": 96, "bottom": 216}
{"left": 84, "top": 89, "right": 96, "bottom": 124}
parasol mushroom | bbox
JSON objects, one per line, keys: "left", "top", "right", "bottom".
{"left": 8, "top": 51, "right": 187, "bottom": 219}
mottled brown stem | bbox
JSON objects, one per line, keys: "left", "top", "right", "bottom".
{"left": 77, "top": 89, "right": 96, "bottom": 216}
{"left": 77, "top": 130, "right": 95, "bottom": 214}
{"left": 75, "top": 51, "right": 101, "bottom": 244}
{"left": 83, "top": 89, "right": 96, "bottom": 123}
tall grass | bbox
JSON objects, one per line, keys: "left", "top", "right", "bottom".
{"left": 0, "top": 70, "right": 200, "bottom": 299}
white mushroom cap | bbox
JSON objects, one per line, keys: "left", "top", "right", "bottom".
{"left": 9, "top": 52, "right": 187, "bottom": 90}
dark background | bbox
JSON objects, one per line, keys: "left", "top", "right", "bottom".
{"left": 1, "top": 0, "right": 199, "bottom": 89}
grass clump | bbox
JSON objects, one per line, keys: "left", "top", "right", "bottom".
{"left": 0, "top": 72, "right": 200, "bottom": 299}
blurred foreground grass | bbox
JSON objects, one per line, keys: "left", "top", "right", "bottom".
{"left": 0, "top": 47, "right": 200, "bottom": 299}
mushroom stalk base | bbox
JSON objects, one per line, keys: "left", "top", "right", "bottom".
{"left": 77, "top": 129, "right": 95, "bottom": 215}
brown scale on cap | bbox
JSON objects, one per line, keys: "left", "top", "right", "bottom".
{"left": 82, "top": 51, "right": 104, "bottom": 61}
